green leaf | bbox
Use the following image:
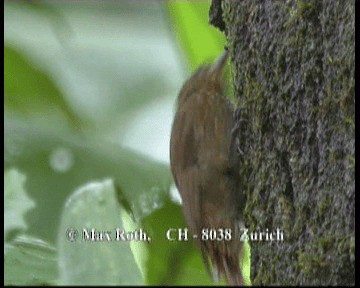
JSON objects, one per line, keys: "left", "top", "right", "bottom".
{"left": 242, "top": 241, "right": 252, "bottom": 286}
{"left": 167, "top": 2, "right": 235, "bottom": 103}
{"left": 136, "top": 200, "right": 251, "bottom": 286}
{"left": 4, "top": 235, "right": 58, "bottom": 285}
{"left": 127, "top": 199, "right": 216, "bottom": 285}
{"left": 7, "top": 1, "right": 74, "bottom": 46}
{"left": 58, "top": 179, "right": 142, "bottom": 285}
{"left": 4, "top": 169, "right": 35, "bottom": 242}
{"left": 4, "top": 44, "right": 81, "bottom": 129}
{"left": 5, "top": 118, "right": 171, "bottom": 244}
{"left": 167, "top": 2, "right": 226, "bottom": 71}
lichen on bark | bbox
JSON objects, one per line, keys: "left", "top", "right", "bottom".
{"left": 210, "top": 0, "right": 355, "bottom": 285}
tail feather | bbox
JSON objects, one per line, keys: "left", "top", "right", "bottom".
{"left": 223, "top": 257, "right": 244, "bottom": 286}
{"left": 201, "top": 240, "right": 244, "bottom": 286}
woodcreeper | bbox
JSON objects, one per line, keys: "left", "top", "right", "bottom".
{"left": 170, "top": 50, "right": 244, "bottom": 285}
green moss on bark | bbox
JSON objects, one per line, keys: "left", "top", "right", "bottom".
{"left": 210, "top": 0, "right": 354, "bottom": 285}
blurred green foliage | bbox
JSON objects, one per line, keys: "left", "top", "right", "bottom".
{"left": 4, "top": 1, "right": 249, "bottom": 286}
{"left": 167, "top": 2, "right": 226, "bottom": 71}
{"left": 58, "top": 179, "right": 141, "bottom": 285}
{"left": 5, "top": 45, "right": 82, "bottom": 129}
{"left": 5, "top": 235, "right": 58, "bottom": 286}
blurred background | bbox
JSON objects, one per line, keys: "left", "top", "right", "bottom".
{"left": 5, "top": 1, "right": 188, "bottom": 163}
{"left": 4, "top": 1, "right": 249, "bottom": 285}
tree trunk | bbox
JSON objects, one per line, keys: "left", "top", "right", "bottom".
{"left": 210, "top": 0, "right": 355, "bottom": 285}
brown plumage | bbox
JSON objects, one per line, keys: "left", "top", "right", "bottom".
{"left": 170, "top": 51, "right": 244, "bottom": 286}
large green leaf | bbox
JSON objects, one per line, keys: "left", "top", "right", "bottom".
{"left": 5, "top": 118, "right": 172, "bottom": 245}
{"left": 138, "top": 200, "right": 251, "bottom": 285}
{"left": 58, "top": 179, "right": 142, "bottom": 285}
{"left": 123, "top": 199, "right": 217, "bottom": 285}
{"left": 4, "top": 45, "right": 81, "bottom": 129}
{"left": 4, "top": 235, "right": 58, "bottom": 286}
{"left": 142, "top": 200, "right": 215, "bottom": 285}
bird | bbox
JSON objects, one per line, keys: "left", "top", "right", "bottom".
{"left": 170, "top": 50, "right": 244, "bottom": 286}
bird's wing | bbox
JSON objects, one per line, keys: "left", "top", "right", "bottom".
{"left": 170, "top": 108, "right": 212, "bottom": 273}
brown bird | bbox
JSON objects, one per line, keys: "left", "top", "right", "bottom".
{"left": 170, "top": 51, "right": 244, "bottom": 285}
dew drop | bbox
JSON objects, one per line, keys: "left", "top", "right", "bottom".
{"left": 49, "top": 147, "right": 74, "bottom": 173}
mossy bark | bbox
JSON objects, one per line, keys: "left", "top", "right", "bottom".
{"left": 210, "top": 0, "right": 355, "bottom": 285}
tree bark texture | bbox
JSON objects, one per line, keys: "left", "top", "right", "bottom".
{"left": 210, "top": 0, "right": 355, "bottom": 285}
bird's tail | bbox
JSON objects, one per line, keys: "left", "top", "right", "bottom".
{"left": 202, "top": 239, "right": 244, "bottom": 286}
{"left": 213, "top": 254, "right": 244, "bottom": 286}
